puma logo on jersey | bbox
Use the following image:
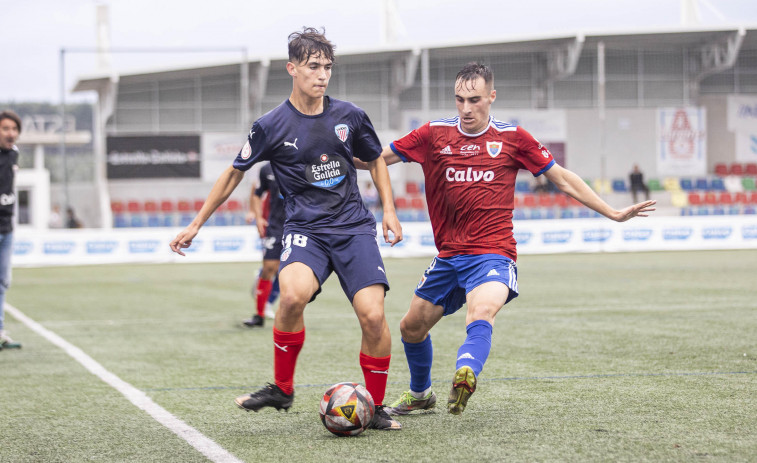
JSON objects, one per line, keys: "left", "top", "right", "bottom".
{"left": 274, "top": 343, "right": 288, "bottom": 352}
{"left": 446, "top": 167, "right": 494, "bottom": 182}
{"left": 284, "top": 138, "right": 298, "bottom": 150}
{"left": 378, "top": 266, "right": 385, "bottom": 274}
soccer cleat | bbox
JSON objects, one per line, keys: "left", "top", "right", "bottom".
{"left": 235, "top": 383, "right": 293, "bottom": 412}
{"left": 242, "top": 315, "right": 264, "bottom": 328}
{"left": 385, "top": 390, "right": 437, "bottom": 415}
{"left": 366, "top": 405, "right": 402, "bottom": 430}
{"left": 0, "top": 331, "right": 21, "bottom": 349}
{"left": 447, "top": 366, "right": 476, "bottom": 415}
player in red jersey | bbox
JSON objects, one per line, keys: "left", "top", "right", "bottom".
{"left": 377, "top": 62, "right": 656, "bottom": 416}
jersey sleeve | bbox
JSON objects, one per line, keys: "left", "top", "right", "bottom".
{"left": 515, "top": 126, "right": 555, "bottom": 176}
{"left": 389, "top": 123, "right": 431, "bottom": 164}
{"left": 232, "top": 121, "right": 270, "bottom": 171}
{"left": 352, "top": 110, "right": 382, "bottom": 163}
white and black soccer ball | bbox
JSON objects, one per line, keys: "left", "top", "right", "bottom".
{"left": 319, "top": 382, "right": 375, "bottom": 437}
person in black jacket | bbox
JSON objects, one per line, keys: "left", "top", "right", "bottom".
{"left": 0, "top": 110, "right": 23, "bottom": 350}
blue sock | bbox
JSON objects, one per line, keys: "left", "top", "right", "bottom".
{"left": 268, "top": 277, "right": 280, "bottom": 303}
{"left": 455, "top": 320, "right": 493, "bottom": 376}
{"left": 403, "top": 335, "right": 433, "bottom": 393}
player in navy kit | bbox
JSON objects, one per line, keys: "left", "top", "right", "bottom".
{"left": 169, "top": 28, "right": 403, "bottom": 430}
{"left": 365, "top": 63, "right": 656, "bottom": 416}
{"left": 243, "top": 162, "right": 284, "bottom": 328}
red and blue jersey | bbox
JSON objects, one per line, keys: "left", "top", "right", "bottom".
{"left": 390, "top": 116, "right": 554, "bottom": 261}
{"left": 234, "top": 96, "right": 381, "bottom": 236}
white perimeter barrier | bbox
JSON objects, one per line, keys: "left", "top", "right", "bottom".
{"left": 12, "top": 215, "right": 757, "bottom": 267}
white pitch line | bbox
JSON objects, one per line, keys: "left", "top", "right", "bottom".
{"left": 5, "top": 304, "right": 243, "bottom": 463}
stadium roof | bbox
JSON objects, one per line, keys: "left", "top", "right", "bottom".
{"left": 74, "top": 24, "right": 757, "bottom": 92}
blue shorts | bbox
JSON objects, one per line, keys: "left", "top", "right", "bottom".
{"left": 279, "top": 231, "right": 389, "bottom": 303}
{"left": 415, "top": 254, "right": 519, "bottom": 316}
{"left": 262, "top": 233, "right": 284, "bottom": 261}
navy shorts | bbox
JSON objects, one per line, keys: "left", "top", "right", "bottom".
{"left": 415, "top": 254, "right": 519, "bottom": 316}
{"left": 261, "top": 232, "right": 284, "bottom": 261}
{"left": 279, "top": 231, "right": 389, "bottom": 303}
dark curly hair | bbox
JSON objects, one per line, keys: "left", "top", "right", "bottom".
{"left": 288, "top": 27, "right": 335, "bottom": 65}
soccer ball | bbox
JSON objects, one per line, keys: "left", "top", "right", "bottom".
{"left": 319, "top": 382, "right": 375, "bottom": 436}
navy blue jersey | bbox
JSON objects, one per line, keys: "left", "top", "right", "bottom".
{"left": 254, "top": 162, "right": 285, "bottom": 238}
{"left": 0, "top": 147, "right": 19, "bottom": 233}
{"left": 233, "top": 97, "right": 380, "bottom": 235}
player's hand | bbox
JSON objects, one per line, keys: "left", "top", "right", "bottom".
{"left": 382, "top": 209, "right": 403, "bottom": 246}
{"left": 169, "top": 227, "right": 199, "bottom": 256}
{"left": 245, "top": 211, "right": 256, "bottom": 224}
{"left": 256, "top": 218, "right": 269, "bottom": 238}
{"left": 613, "top": 199, "right": 656, "bottom": 222}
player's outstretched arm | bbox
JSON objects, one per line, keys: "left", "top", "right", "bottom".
{"left": 544, "top": 164, "right": 656, "bottom": 222}
{"left": 353, "top": 146, "right": 402, "bottom": 170}
{"left": 367, "top": 155, "right": 403, "bottom": 246}
{"left": 169, "top": 166, "right": 245, "bottom": 256}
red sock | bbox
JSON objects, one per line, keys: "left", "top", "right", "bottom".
{"left": 256, "top": 278, "right": 273, "bottom": 316}
{"left": 360, "top": 352, "right": 391, "bottom": 406}
{"left": 273, "top": 327, "right": 304, "bottom": 395}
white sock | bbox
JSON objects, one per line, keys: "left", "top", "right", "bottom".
{"left": 411, "top": 387, "right": 431, "bottom": 399}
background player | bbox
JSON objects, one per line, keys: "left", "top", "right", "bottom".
{"left": 243, "top": 162, "right": 284, "bottom": 327}
{"left": 364, "top": 62, "right": 655, "bottom": 416}
{"left": 0, "top": 110, "right": 22, "bottom": 350}
{"left": 169, "top": 27, "right": 403, "bottom": 430}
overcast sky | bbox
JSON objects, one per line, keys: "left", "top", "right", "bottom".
{"left": 3, "top": 0, "right": 756, "bottom": 103}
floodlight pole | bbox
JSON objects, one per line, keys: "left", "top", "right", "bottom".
{"left": 59, "top": 49, "right": 70, "bottom": 218}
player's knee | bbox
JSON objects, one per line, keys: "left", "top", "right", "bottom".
{"left": 357, "top": 308, "right": 386, "bottom": 334}
{"left": 278, "top": 289, "right": 309, "bottom": 312}
{"left": 399, "top": 316, "right": 426, "bottom": 342}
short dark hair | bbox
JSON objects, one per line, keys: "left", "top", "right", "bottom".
{"left": 455, "top": 62, "right": 493, "bottom": 89}
{"left": 0, "top": 110, "right": 21, "bottom": 133}
{"left": 288, "top": 27, "right": 335, "bottom": 65}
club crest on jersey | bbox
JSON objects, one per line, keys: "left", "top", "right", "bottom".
{"left": 334, "top": 124, "right": 349, "bottom": 143}
{"left": 241, "top": 140, "right": 252, "bottom": 160}
{"left": 486, "top": 141, "right": 502, "bottom": 158}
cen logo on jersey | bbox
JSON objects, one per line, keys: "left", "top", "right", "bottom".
{"left": 459, "top": 144, "right": 480, "bottom": 156}
{"left": 306, "top": 153, "right": 347, "bottom": 188}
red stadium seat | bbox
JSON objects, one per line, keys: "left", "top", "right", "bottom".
{"left": 554, "top": 194, "right": 569, "bottom": 208}
{"left": 177, "top": 200, "right": 192, "bottom": 212}
{"left": 746, "top": 163, "right": 757, "bottom": 176}
{"left": 714, "top": 163, "right": 729, "bottom": 176}
{"left": 718, "top": 192, "right": 733, "bottom": 205}
{"left": 406, "top": 182, "right": 420, "bottom": 195}
{"left": 111, "top": 201, "right": 125, "bottom": 213}
{"left": 193, "top": 199, "right": 205, "bottom": 212}
{"left": 730, "top": 163, "right": 744, "bottom": 176}
{"left": 703, "top": 192, "right": 718, "bottom": 205}
{"left": 538, "top": 194, "right": 555, "bottom": 208}
{"left": 144, "top": 200, "right": 157, "bottom": 212}
{"left": 160, "top": 200, "right": 174, "bottom": 213}
{"left": 226, "top": 199, "right": 243, "bottom": 211}
{"left": 127, "top": 200, "right": 141, "bottom": 213}
{"left": 687, "top": 192, "right": 703, "bottom": 206}
{"left": 734, "top": 192, "right": 748, "bottom": 204}
{"left": 522, "top": 194, "right": 536, "bottom": 208}
{"left": 395, "top": 197, "right": 409, "bottom": 209}
{"left": 749, "top": 192, "right": 757, "bottom": 205}
{"left": 410, "top": 197, "right": 425, "bottom": 209}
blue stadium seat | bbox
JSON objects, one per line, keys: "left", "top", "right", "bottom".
{"left": 114, "top": 215, "right": 128, "bottom": 228}
{"left": 612, "top": 179, "right": 627, "bottom": 192}
{"left": 513, "top": 209, "right": 526, "bottom": 221}
{"left": 560, "top": 208, "right": 575, "bottom": 219}
{"left": 709, "top": 177, "right": 725, "bottom": 191}
{"left": 147, "top": 215, "right": 161, "bottom": 227}
{"left": 695, "top": 178, "right": 708, "bottom": 190}
{"left": 515, "top": 180, "right": 531, "bottom": 193}
{"left": 680, "top": 178, "right": 694, "bottom": 191}
{"left": 130, "top": 215, "right": 144, "bottom": 227}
